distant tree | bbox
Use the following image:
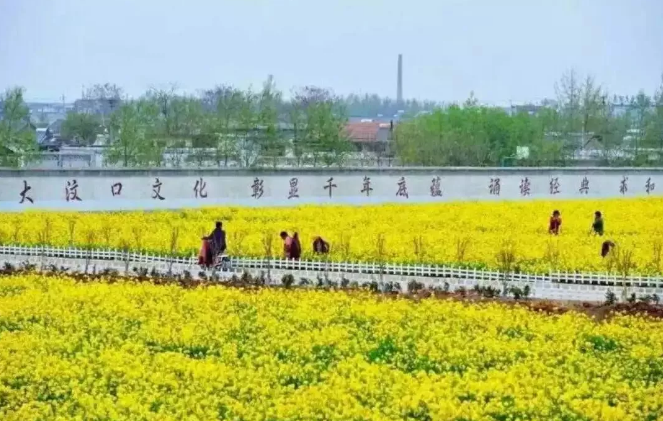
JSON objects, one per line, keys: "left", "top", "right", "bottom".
{"left": 628, "top": 90, "right": 652, "bottom": 151}
{"left": 0, "top": 87, "right": 37, "bottom": 167}
{"left": 61, "top": 112, "right": 101, "bottom": 145}
{"left": 257, "top": 76, "right": 286, "bottom": 167}
{"left": 464, "top": 91, "right": 479, "bottom": 107}
{"left": 237, "top": 88, "right": 261, "bottom": 167}
{"left": 321, "top": 100, "right": 353, "bottom": 167}
{"left": 555, "top": 69, "right": 583, "bottom": 136}
{"left": 76, "top": 83, "right": 123, "bottom": 117}
{"left": 105, "top": 99, "right": 160, "bottom": 167}
{"left": 292, "top": 86, "right": 352, "bottom": 167}
{"left": 86, "top": 83, "right": 123, "bottom": 100}
{"left": 106, "top": 103, "right": 138, "bottom": 167}
{"left": 598, "top": 110, "right": 631, "bottom": 163}
{"left": 646, "top": 74, "right": 663, "bottom": 150}
{"left": 555, "top": 70, "right": 613, "bottom": 152}
{"left": 549, "top": 69, "right": 637, "bottom": 164}
{"left": 72, "top": 83, "right": 124, "bottom": 148}
{"left": 169, "top": 96, "right": 204, "bottom": 138}
{"left": 394, "top": 93, "right": 548, "bottom": 166}
{"left": 145, "top": 84, "right": 203, "bottom": 137}
{"left": 195, "top": 85, "right": 245, "bottom": 166}
{"left": 146, "top": 84, "right": 179, "bottom": 137}
{"left": 144, "top": 86, "right": 204, "bottom": 167}
{"left": 579, "top": 75, "right": 607, "bottom": 136}
{"left": 286, "top": 89, "right": 308, "bottom": 166}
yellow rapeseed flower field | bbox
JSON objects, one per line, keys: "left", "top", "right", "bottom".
{"left": 0, "top": 274, "right": 662, "bottom": 420}
{"left": 1, "top": 198, "right": 662, "bottom": 274}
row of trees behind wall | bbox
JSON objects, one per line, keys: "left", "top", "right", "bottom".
{"left": 1, "top": 70, "right": 663, "bottom": 168}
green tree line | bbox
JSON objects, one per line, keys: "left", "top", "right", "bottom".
{"left": 2, "top": 70, "right": 663, "bottom": 168}
{"left": 98, "top": 79, "right": 353, "bottom": 168}
{"left": 395, "top": 71, "right": 663, "bottom": 166}
{"left": 1, "top": 77, "right": 353, "bottom": 168}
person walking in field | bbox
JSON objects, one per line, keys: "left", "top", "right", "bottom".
{"left": 549, "top": 210, "right": 562, "bottom": 235}
{"left": 591, "top": 211, "right": 604, "bottom": 236}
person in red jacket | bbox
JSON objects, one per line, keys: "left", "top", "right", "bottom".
{"left": 198, "top": 236, "right": 213, "bottom": 268}
{"left": 549, "top": 210, "right": 562, "bottom": 235}
{"left": 280, "top": 231, "right": 293, "bottom": 259}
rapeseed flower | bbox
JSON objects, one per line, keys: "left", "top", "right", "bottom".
{"left": 0, "top": 274, "right": 662, "bottom": 420}
{"left": 1, "top": 198, "right": 662, "bottom": 274}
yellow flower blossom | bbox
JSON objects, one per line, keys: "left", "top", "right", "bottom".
{"left": 1, "top": 274, "right": 662, "bottom": 420}
{"left": 1, "top": 198, "right": 662, "bottom": 274}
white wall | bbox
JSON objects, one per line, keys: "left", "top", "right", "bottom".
{"left": 0, "top": 168, "right": 661, "bottom": 211}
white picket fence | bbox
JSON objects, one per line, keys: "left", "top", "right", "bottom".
{"left": 1, "top": 244, "right": 662, "bottom": 289}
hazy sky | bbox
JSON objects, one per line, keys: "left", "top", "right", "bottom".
{"left": 1, "top": 0, "right": 662, "bottom": 105}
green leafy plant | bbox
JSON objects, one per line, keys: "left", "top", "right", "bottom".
{"left": 407, "top": 280, "right": 425, "bottom": 294}
{"left": 496, "top": 240, "right": 518, "bottom": 295}
{"left": 281, "top": 274, "right": 295, "bottom": 289}
{"left": 605, "top": 289, "right": 617, "bottom": 305}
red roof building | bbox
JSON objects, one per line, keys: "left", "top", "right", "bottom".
{"left": 344, "top": 121, "right": 393, "bottom": 153}
{"left": 345, "top": 121, "right": 392, "bottom": 141}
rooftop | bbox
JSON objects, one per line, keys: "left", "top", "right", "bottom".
{"left": 345, "top": 121, "right": 392, "bottom": 143}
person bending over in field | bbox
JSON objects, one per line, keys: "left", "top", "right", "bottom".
{"left": 601, "top": 240, "right": 615, "bottom": 258}
{"left": 549, "top": 210, "right": 562, "bottom": 235}
{"left": 290, "top": 232, "right": 302, "bottom": 260}
{"left": 591, "top": 211, "right": 604, "bottom": 236}
{"left": 280, "top": 231, "right": 293, "bottom": 259}
{"left": 313, "top": 236, "right": 330, "bottom": 254}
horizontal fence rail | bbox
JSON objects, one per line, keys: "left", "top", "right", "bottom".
{"left": 1, "top": 244, "right": 662, "bottom": 289}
